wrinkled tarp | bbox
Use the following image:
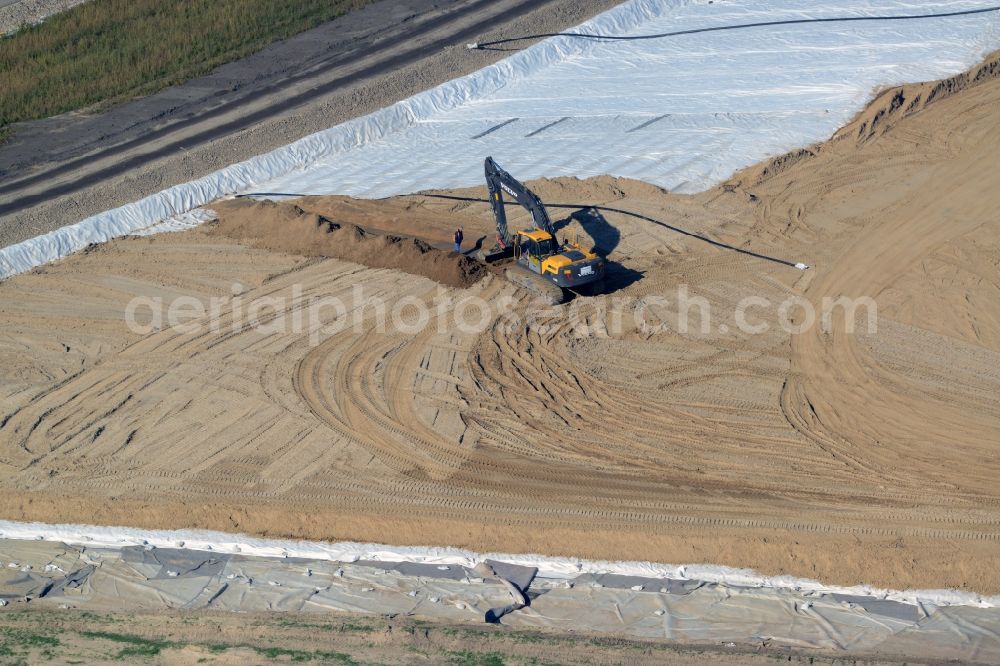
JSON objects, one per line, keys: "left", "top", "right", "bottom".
{"left": 2, "top": 0, "right": 1000, "bottom": 279}
{"left": 2, "top": 518, "right": 997, "bottom": 609}
{"left": 1, "top": 539, "right": 999, "bottom": 661}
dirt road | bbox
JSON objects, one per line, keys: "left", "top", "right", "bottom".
{"left": 0, "top": 0, "right": 622, "bottom": 246}
{"left": 0, "top": 607, "right": 877, "bottom": 665}
{"left": 0, "top": 56, "right": 998, "bottom": 593}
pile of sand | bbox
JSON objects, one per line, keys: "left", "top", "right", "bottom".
{"left": 211, "top": 199, "right": 487, "bottom": 289}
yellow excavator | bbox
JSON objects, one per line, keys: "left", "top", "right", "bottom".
{"left": 478, "top": 156, "right": 606, "bottom": 304}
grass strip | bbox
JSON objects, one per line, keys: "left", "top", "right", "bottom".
{"left": 0, "top": 0, "right": 371, "bottom": 132}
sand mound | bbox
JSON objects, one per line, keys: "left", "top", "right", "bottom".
{"left": 211, "top": 199, "right": 487, "bottom": 289}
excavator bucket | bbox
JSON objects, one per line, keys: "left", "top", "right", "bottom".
{"left": 476, "top": 245, "right": 514, "bottom": 263}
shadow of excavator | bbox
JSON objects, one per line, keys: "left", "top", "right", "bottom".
{"left": 552, "top": 207, "right": 643, "bottom": 293}
{"left": 466, "top": 235, "right": 488, "bottom": 255}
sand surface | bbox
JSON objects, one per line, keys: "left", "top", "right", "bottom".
{"left": 1, "top": 55, "right": 999, "bottom": 593}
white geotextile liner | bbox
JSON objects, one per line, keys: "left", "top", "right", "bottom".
{"left": 261, "top": 0, "right": 1000, "bottom": 198}
{"left": 1, "top": 519, "right": 998, "bottom": 609}
{"left": 130, "top": 207, "right": 217, "bottom": 237}
{"left": 2, "top": 1, "right": 1000, "bottom": 279}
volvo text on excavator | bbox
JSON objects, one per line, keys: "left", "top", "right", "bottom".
{"left": 478, "top": 156, "right": 606, "bottom": 304}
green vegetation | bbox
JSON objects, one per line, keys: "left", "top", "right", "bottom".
{"left": 0, "top": 608, "right": 796, "bottom": 665}
{"left": 75, "top": 626, "right": 359, "bottom": 663}
{"left": 253, "top": 645, "right": 357, "bottom": 663}
{"left": 79, "top": 630, "right": 169, "bottom": 658}
{"left": 0, "top": 627, "right": 60, "bottom": 663}
{"left": 275, "top": 617, "right": 378, "bottom": 633}
{"left": 449, "top": 651, "right": 508, "bottom": 666}
{"left": 0, "top": 0, "right": 371, "bottom": 132}
{"left": 0, "top": 628, "right": 60, "bottom": 649}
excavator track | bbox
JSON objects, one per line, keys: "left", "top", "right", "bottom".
{"left": 505, "top": 265, "right": 565, "bottom": 305}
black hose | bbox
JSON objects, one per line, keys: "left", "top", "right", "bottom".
{"left": 237, "top": 191, "right": 806, "bottom": 268}
{"left": 469, "top": 6, "right": 1000, "bottom": 50}
{"left": 416, "top": 193, "right": 805, "bottom": 269}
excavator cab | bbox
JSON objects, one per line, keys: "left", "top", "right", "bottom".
{"left": 514, "top": 228, "right": 605, "bottom": 289}
{"left": 516, "top": 229, "right": 557, "bottom": 269}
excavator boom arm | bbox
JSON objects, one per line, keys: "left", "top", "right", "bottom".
{"left": 485, "top": 156, "right": 554, "bottom": 248}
